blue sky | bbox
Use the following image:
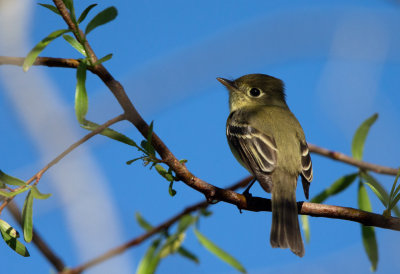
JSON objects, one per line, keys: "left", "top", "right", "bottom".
{"left": 1, "top": 0, "right": 400, "bottom": 273}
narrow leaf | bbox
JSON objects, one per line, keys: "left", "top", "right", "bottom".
{"left": 31, "top": 186, "right": 52, "bottom": 200}
{"left": 311, "top": 173, "right": 358, "bottom": 204}
{"left": 389, "top": 168, "right": 400, "bottom": 202}
{"left": 159, "top": 232, "right": 185, "bottom": 258}
{"left": 0, "top": 186, "right": 31, "bottom": 198}
{"left": 0, "top": 230, "right": 30, "bottom": 257}
{"left": 361, "top": 172, "right": 400, "bottom": 217}
{"left": 85, "top": 7, "right": 118, "bottom": 35}
{"left": 23, "top": 29, "right": 70, "bottom": 72}
{"left": 363, "top": 182, "right": 387, "bottom": 207}
{"left": 0, "top": 220, "right": 20, "bottom": 238}
{"left": 194, "top": 228, "right": 246, "bottom": 273}
{"left": 177, "top": 215, "right": 195, "bottom": 234}
{"left": 75, "top": 62, "right": 88, "bottom": 123}
{"left": 136, "top": 238, "right": 162, "bottom": 274}
{"left": 301, "top": 215, "right": 310, "bottom": 243}
{"left": 168, "top": 182, "right": 177, "bottom": 197}
{"left": 351, "top": 113, "right": 378, "bottom": 160}
{"left": 62, "top": 35, "right": 86, "bottom": 56}
{"left": 78, "top": 4, "right": 98, "bottom": 23}
{"left": 146, "top": 122, "right": 155, "bottom": 156}
{"left": 22, "top": 190, "right": 34, "bottom": 243}
{"left": 0, "top": 170, "right": 25, "bottom": 186}
{"left": 94, "top": 53, "right": 113, "bottom": 65}
{"left": 126, "top": 157, "right": 144, "bottom": 165}
{"left": 62, "top": 0, "right": 76, "bottom": 21}
{"left": 177, "top": 246, "right": 199, "bottom": 263}
{"left": 80, "top": 119, "right": 138, "bottom": 147}
{"left": 135, "top": 212, "right": 153, "bottom": 232}
{"left": 358, "top": 182, "right": 378, "bottom": 271}
{"left": 38, "top": 3, "right": 60, "bottom": 15}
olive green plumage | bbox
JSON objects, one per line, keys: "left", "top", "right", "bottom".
{"left": 218, "top": 74, "right": 313, "bottom": 257}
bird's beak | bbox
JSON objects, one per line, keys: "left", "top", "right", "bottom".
{"left": 217, "top": 77, "right": 237, "bottom": 90}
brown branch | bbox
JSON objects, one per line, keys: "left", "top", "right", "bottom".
{"left": 1, "top": 55, "right": 398, "bottom": 179}
{"left": 0, "top": 114, "right": 126, "bottom": 215}
{"left": 7, "top": 201, "right": 65, "bottom": 272}
{"left": 65, "top": 174, "right": 400, "bottom": 274}
{"left": 308, "top": 143, "right": 399, "bottom": 176}
{"left": 64, "top": 176, "right": 253, "bottom": 274}
{"left": 0, "top": 56, "right": 80, "bottom": 69}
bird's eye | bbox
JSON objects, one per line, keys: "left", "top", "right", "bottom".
{"left": 249, "top": 88, "right": 261, "bottom": 97}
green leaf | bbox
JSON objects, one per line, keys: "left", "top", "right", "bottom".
{"left": 363, "top": 182, "right": 387, "bottom": 207}
{"left": 62, "top": 35, "right": 87, "bottom": 56}
{"left": 22, "top": 190, "right": 34, "bottom": 243}
{"left": 62, "top": 0, "right": 76, "bottom": 21}
{"left": 311, "top": 173, "right": 358, "bottom": 204}
{"left": 38, "top": 3, "right": 60, "bottom": 15}
{"left": 136, "top": 238, "right": 162, "bottom": 274}
{"left": 31, "top": 186, "right": 52, "bottom": 200}
{"left": 80, "top": 119, "right": 138, "bottom": 147}
{"left": 177, "top": 246, "right": 199, "bottom": 263}
{"left": 360, "top": 172, "right": 400, "bottom": 217}
{"left": 85, "top": 7, "right": 118, "bottom": 35}
{"left": 78, "top": 4, "right": 98, "bottom": 23}
{"left": 159, "top": 232, "right": 185, "bottom": 258}
{"left": 94, "top": 53, "right": 113, "bottom": 65}
{"left": 168, "top": 182, "right": 177, "bottom": 196}
{"left": 126, "top": 157, "right": 144, "bottom": 165}
{"left": 388, "top": 168, "right": 400, "bottom": 208}
{"left": 0, "top": 229, "right": 30, "bottom": 257}
{"left": 177, "top": 215, "right": 195, "bottom": 234}
{"left": 0, "top": 170, "right": 25, "bottom": 186}
{"left": 199, "top": 208, "right": 213, "bottom": 217}
{"left": 0, "top": 220, "right": 20, "bottom": 238}
{"left": 179, "top": 159, "right": 188, "bottom": 164}
{"left": 194, "top": 228, "right": 246, "bottom": 273}
{"left": 146, "top": 122, "right": 155, "bottom": 156}
{"left": 75, "top": 62, "right": 88, "bottom": 123}
{"left": 135, "top": 212, "right": 153, "bottom": 232}
{"left": 358, "top": 182, "right": 378, "bottom": 271}
{"left": 300, "top": 215, "right": 310, "bottom": 243}
{"left": 351, "top": 113, "right": 378, "bottom": 161}
{"left": 0, "top": 186, "right": 31, "bottom": 198}
{"left": 23, "top": 29, "right": 70, "bottom": 72}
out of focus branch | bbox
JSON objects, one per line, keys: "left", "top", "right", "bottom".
{"left": 308, "top": 143, "right": 398, "bottom": 175}
{"left": 0, "top": 114, "right": 125, "bottom": 215}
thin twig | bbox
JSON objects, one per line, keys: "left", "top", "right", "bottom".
{"left": 66, "top": 173, "right": 400, "bottom": 274}
{"left": 0, "top": 114, "right": 126, "bottom": 214}
{"left": 308, "top": 143, "right": 398, "bottom": 175}
{"left": 0, "top": 55, "right": 398, "bottom": 178}
{"left": 63, "top": 176, "right": 253, "bottom": 274}
{"left": 0, "top": 56, "right": 80, "bottom": 69}
{"left": 7, "top": 201, "right": 65, "bottom": 272}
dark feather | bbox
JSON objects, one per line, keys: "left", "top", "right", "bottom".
{"left": 300, "top": 141, "right": 313, "bottom": 199}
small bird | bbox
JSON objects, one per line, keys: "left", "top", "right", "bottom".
{"left": 217, "top": 74, "right": 313, "bottom": 257}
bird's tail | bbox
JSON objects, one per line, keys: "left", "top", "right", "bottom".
{"left": 269, "top": 171, "right": 304, "bottom": 257}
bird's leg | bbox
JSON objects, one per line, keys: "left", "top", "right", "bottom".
{"left": 242, "top": 178, "right": 256, "bottom": 197}
{"left": 237, "top": 178, "right": 256, "bottom": 214}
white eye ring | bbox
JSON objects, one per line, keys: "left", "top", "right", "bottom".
{"left": 249, "top": 88, "right": 261, "bottom": 97}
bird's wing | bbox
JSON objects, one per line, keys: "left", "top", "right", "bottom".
{"left": 227, "top": 122, "right": 278, "bottom": 175}
{"left": 300, "top": 141, "right": 313, "bottom": 199}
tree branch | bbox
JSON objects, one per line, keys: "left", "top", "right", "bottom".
{"left": 308, "top": 144, "right": 398, "bottom": 176}
{"left": 64, "top": 177, "right": 253, "bottom": 274}
{"left": 0, "top": 56, "right": 397, "bottom": 178}
{"left": 0, "top": 114, "right": 126, "bottom": 215}
{"left": 64, "top": 174, "right": 400, "bottom": 274}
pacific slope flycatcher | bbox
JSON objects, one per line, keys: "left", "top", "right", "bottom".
{"left": 217, "top": 74, "right": 313, "bottom": 257}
